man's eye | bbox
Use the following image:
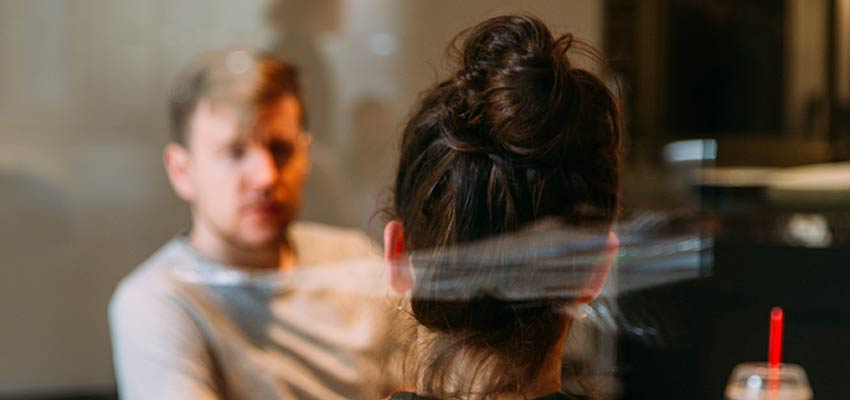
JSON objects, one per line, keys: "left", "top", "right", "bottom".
{"left": 269, "top": 142, "right": 294, "bottom": 162}
{"left": 227, "top": 144, "right": 246, "bottom": 159}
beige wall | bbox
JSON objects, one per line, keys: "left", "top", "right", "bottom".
{"left": 0, "top": 0, "right": 601, "bottom": 394}
{"left": 838, "top": 0, "right": 850, "bottom": 106}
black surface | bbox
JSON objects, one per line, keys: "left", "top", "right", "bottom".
{"left": 618, "top": 238, "right": 850, "bottom": 399}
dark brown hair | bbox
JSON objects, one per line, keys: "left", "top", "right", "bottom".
{"left": 168, "top": 49, "right": 305, "bottom": 145}
{"left": 390, "top": 15, "right": 622, "bottom": 397}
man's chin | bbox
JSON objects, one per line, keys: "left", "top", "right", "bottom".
{"left": 236, "top": 228, "right": 288, "bottom": 251}
{"left": 235, "top": 213, "right": 295, "bottom": 247}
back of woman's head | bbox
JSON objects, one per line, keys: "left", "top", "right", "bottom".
{"left": 391, "top": 14, "right": 622, "bottom": 396}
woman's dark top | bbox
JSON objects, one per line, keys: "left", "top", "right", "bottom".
{"left": 389, "top": 392, "right": 588, "bottom": 400}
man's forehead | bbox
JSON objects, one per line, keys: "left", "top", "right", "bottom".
{"left": 258, "top": 96, "right": 302, "bottom": 131}
{"left": 191, "top": 96, "right": 302, "bottom": 144}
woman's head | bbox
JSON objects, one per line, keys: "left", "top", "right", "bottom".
{"left": 385, "top": 14, "right": 622, "bottom": 396}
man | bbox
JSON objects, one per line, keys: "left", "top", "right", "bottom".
{"left": 109, "top": 49, "right": 393, "bottom": 400}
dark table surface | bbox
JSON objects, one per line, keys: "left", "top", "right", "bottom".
{"left": 617, "top": 211, "right": 850, "bottom": 399}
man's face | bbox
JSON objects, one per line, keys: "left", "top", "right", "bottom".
{"left": 178, "top": 95, "right": 308, "bottom": 251}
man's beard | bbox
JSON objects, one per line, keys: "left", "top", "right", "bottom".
{"left": 221, "top": 220, "right": 290, "bottom": 252}
{"left": 205, "top": 208, "right": 293, "bottom": 254}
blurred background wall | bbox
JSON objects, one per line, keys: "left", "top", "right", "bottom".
{"left": 4, "top": 0, "right": 850, "bottom": 398}
{"left": 0, "top": 1, "right": 601, "bottom": 397}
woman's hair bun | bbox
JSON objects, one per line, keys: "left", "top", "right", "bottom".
{"left": 458, "top": 15, "right": 563, "bottom": 73}
{"left": 390, "top": 16, "right": 622, "bottom": 389}
{"left": 447, "top": 15, "right": 576, "bottom": 163}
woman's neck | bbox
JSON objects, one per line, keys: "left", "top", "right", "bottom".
{"left": 413, "top": 321, "right": 570, "bottom": 399}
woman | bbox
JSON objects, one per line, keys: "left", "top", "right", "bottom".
{"left": 383, "top": 15, "right": 622, "bottom": 400}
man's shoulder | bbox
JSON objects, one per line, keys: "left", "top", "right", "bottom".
{"left": 290, "top": 221, "right": 373, "bottom": 242}
{"left": 291, "top": 221, "right": 381, "bottom": 265}
{"left": 109, "top": 238, "right": 194, "bottom": 318}
{"left": 108, "top": 239, "right": 220, "bottom": 399}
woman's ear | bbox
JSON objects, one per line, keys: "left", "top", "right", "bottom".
{"left": 384, "top": 220, "right": 412, "bottom": 294}
{"left": 577, "top": 230, "right": 619, "bottom": 303}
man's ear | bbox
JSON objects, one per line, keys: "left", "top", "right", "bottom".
{"left": 298, "top": 133, "right": 312, "bottom": 176}
{"left": 384, "top": 220, "right": 412, "bottom": 294}
{"left": 163, "top": 143, "right": 195, "bottom": 202}
{"left": 577, "top": 231, "right": 619, "bottom": 303}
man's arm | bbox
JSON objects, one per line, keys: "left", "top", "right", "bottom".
{"left": 109, "top": 279, "right": 221, "bottom": 400}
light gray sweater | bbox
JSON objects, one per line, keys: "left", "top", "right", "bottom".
{"left": 109, "top": 222, "right": 396, "bottom": 400}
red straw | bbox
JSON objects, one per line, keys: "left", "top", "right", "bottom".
{"left": 768, "top": 307, "right": 784, "bottom": 367}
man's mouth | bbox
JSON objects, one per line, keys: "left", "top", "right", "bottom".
{"left": 246, "top": 201, "right": 283, "bottom": 218}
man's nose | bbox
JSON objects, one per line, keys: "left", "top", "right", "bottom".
{"left": 247, "top": 148, "right": 280, "bottom": 188}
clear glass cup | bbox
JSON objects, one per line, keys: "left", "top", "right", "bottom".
{"left": 724, "top": 362, "right": 813, "bottom": 400}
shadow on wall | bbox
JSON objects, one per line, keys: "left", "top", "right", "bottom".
{"left": 0, "top": 170, "right": 74, "bottom": 393}
{"left": 265, "top": 0, "right": 341, "bottom": 146}
{"left": 263, "top": 0, "right": 400, "bottom": 234}
{"left": 346, "top": 96, "right": 398, "bottom": 238}
{"left": 265, "top": 0, "right": 353, "bottom": 227}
